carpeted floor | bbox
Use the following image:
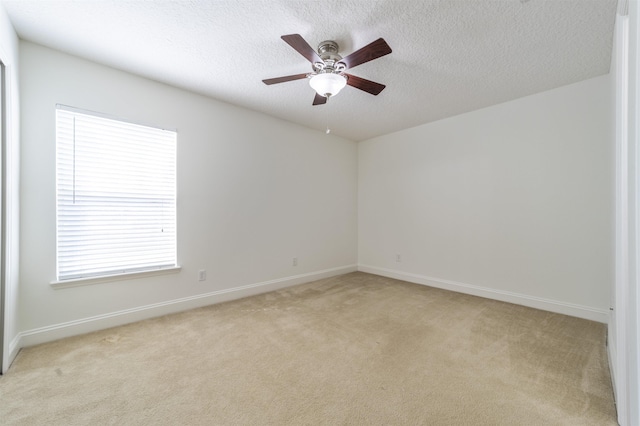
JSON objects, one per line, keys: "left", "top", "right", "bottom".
{"left": 0, "top": 272, "right": 617, "bottom": 425}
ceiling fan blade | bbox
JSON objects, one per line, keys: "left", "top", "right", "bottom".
{"left": 281, "top": 34, "right": 322, "bottom": 64}
{"left": 339, "top": 38, "right": 392, "bottom": 70}
{"left": 262, "top": 73, "right": 309, "bottom": 85}
{"left": 312, "top": 93, "right": 327, "bottom": 106}
{"left": 344, "top": 74, "right": 386, "bottom": 95}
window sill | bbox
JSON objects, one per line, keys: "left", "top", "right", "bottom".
{"left": 50, "top": 266, "right": 182, "bottom": 289}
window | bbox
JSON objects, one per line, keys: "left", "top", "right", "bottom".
{"left": 56, "top": 105, "right": 177, "bottom": 281}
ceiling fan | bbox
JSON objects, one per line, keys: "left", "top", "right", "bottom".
{"left": 262, "top": 34, "right": 392, "bottom": 105}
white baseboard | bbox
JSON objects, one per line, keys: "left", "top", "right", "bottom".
{"left": 2, "top": 333, "right": 21, "bottom": 374}
{"left": 8, "top": 334, "right": 20, "bottom": 368}
{"left": 358, "top": 264, "right": 608, "bottom": 323}
{"left": 16, "top": 264, "right": 357, "bottom": 350}
{"left": 607, "top": 340, "right": 618, "bottom": 408}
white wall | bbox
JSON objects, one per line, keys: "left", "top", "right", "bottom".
{"left": 359, "top": 75, "right": 613, "bottom": 322}
{"left": 0, "top": 3, "right": 20, "bottom": 373}
{"left": 18, "top": 41, "right": 357, "bottom": 345}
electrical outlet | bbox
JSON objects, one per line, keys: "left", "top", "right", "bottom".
{"left": 396, "top": 254, "right": 401, "bottom": 263}
{"left": 198, "top": 269, "right": 207, "bottom": 281}
{"left": 293, "top": 257, "right": 298, "bottom": 267}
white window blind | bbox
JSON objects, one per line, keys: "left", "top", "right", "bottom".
{"left": 56, "top": 105, "right": 177, "bottom": 281}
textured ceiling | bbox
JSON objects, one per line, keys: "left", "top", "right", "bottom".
{"left": 1, "top": 0, "right": 617, "bottom": 141}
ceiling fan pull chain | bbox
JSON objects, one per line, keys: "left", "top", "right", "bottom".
{"left": 325, "top": 100, "right": 331, "bottom": 134}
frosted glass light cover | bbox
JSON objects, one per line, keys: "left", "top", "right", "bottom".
{"left": 309, "top": 73, "right": 347, "bottom": 97}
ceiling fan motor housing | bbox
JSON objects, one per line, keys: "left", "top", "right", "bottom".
{"left": 314, "top": 40, "right": 345, "bottom": 73}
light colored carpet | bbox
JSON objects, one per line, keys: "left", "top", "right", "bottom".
{"left": 0, "top": 272, "right": 616, "bottom": 425}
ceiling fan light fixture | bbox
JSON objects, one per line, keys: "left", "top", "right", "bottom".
{"left": 309, "top": 73, "right": 347, "bottom": 98}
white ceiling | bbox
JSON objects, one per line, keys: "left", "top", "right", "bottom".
{"left": 1, "top": 0, "right": 617, "bottom": 141}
